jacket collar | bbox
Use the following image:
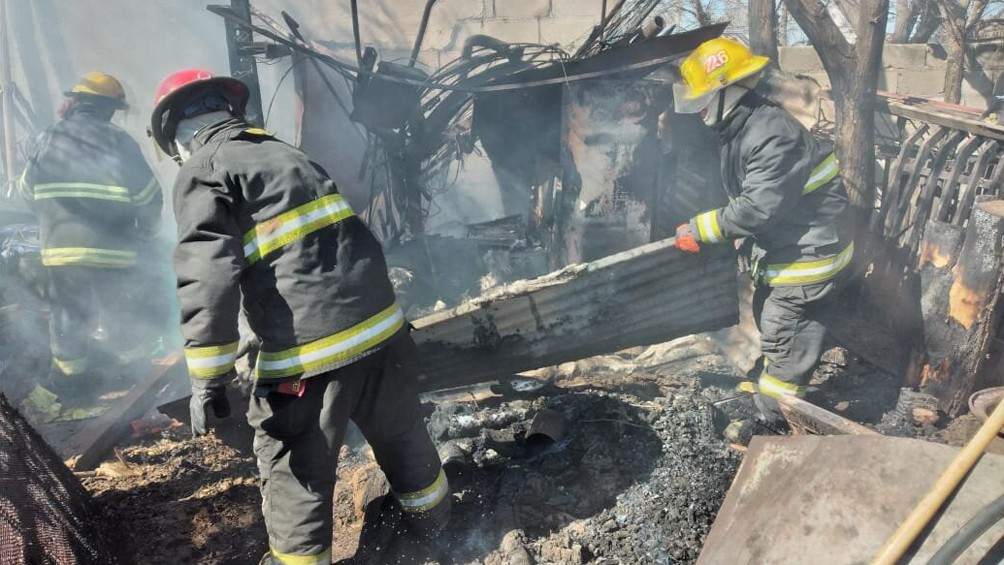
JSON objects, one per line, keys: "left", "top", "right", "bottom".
{"left": 190, "top": 116, "right": 249, "bottom": 153}
{"left": 714, "top": 90, "right": 767, "bottom": 139}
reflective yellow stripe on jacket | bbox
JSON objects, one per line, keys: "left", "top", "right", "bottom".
{"left": 133, "top": 177, "right": 161, "bottom": 205}
{"left": 692, "top": 153, "right": 840, "bottom": 244}
{"left": 185, "top": 342, "right": 239, "bottom": 379}
{"left": 256, "top": 303, "right": 405, "bottom": 380}
{"left": 762, "top": 242, "right": 854, "bottom": 286}
{"left": 243, "top": 194, "right": 355, "bottom": 265}
{"left": 41, "top": 247, "right": 136, "bottom": 268}
{"left": 397, "top": 468, "right": 449, "bottom": 513}
{"left": 694, "top": 210, "right": 724, "bottom": 243}
{"left": 802, "top": 153, "right": 838, "bottom": 195}
{"left": 34, "top": 182, "right": 134, "bottom": 203}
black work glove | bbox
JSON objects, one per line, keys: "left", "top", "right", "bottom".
{"left": 189, "top": 371, "right": 234, "bottom": 437}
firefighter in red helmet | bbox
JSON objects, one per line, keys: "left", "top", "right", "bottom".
{"left": 151, "top": 68, "right": 450, "bottom": 564}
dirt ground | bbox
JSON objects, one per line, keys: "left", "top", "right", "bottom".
{"left": 71, "top": 331, "right": 949, "bottom": 565}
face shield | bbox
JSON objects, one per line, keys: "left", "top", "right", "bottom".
{"left": 673, "top": 82, "right": 721, "bottom": 114}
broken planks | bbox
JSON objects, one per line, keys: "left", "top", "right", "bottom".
{"left": 65, "top": 350, "right": 187, "bottom": 471}
{"left": 777, "top": 395, "right": 880, "bottom": 436}
{"left": 411, "top": 239, "right": 739, "bottom": 392}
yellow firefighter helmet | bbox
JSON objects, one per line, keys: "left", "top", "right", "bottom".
{"left": 673, "top": 37, "right": 769, "bottom": 114}
{"left": 65, "top": 72, "right": 128, "bottom": 109}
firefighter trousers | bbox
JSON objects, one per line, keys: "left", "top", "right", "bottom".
{"left": 247, "top": 331, "right": 450, "bottom": 564}
{"left": 45, "top": 265, "right": 150, "bottom": 379}
{"left": 752, "top": 276, "right": 844, "bottom": 398}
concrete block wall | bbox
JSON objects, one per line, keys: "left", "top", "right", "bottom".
{"left": 777, "top": 43, "right": 994, "bottom": 110}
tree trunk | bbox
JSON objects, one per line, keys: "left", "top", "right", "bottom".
{"left": 920, "top": 199, "right": 1004, "bottom": 415}
{"left": 784, "top": 0, "right": 887, "bottom": 208}
{"left": 749, "top": 0, "right": 780, "bottom": 65}
{"left": 892, "top": 0, "right": 917, "bottom": 42}
{"left": 939, "top": 1, "right": 966, "bottom": 104}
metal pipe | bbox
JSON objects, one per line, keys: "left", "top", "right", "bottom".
{"left": 350, "top": 0, "right": 362, "bottom": 67}
{"left": 410, "top": 0, "right": 440, "bottom": 67}
{"left": 0, "top": 0, "right": 16, "bottom": 197}
{"left": 928, "top": 492, "right": 1004, "bottom": 565}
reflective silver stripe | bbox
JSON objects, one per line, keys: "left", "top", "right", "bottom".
{"left": 762, "top": 243, "right": 854, "bottom": 285}
{"left": 759, "top": 373, "right": 806, "bottom": 399}
{"left": 696, "top": 210, "right": 723, "bottom": 243}
{"left": 185, "top": 342, "right": 239, "bottom": 378}
{"left": 802, "top": 153, "right": 838, "bottom": 195}
{"left": 397, "top": 469, "right": 449, "bottom": 513}
{"left": 256, "top": 304, "right": 405, "bottom": 379}
{"left": 243, "top": 194, "right": 354, "bottom": 264}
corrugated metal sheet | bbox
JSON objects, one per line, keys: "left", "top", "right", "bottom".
{"left": 412, "top": 239, "right": 738, "bottom": 391}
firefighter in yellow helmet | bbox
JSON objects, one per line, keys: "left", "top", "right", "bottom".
{"left": 16, "top": 72, "right": 164, "bottom": 398}
{"left": 671, "top": 38, "right": 855, "bottom": 423}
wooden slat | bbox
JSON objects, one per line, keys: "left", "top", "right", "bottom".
{"left": 65, "top": 350, "right": 186, "bottom": 471}
{"left": 882, "top": 99, "right": 1004, "bottom": 142}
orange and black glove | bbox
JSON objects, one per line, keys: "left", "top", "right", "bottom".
{"left": 674, "top": 223, "right": 700, "bottom": 254}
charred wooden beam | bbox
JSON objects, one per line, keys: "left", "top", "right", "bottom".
{"left": 921, "top": 199, "right": 1004, "bottom": 415}
{"left": 777, "top": 395, "right": 881, "bottom": 436}
{"left": 65, "top": 351, "right": 186, "bottom": 471}
{"left": 412, "top": 239, "right": 739, "bottom": 392}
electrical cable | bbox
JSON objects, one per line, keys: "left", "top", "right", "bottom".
{"left": 927, "top": 493, "right": 1004, "bottom": 565}
{"left": 263, "top": 57, "right": 307, "bottom": 127}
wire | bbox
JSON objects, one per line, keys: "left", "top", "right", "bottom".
{"left": 264, "top": 57, "right": 308, "bottom": 128}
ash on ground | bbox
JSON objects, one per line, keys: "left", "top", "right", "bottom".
{"left": 79, "top": 335, "right": 926, "bottom": 564}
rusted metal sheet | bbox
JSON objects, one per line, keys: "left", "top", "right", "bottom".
{"left": 412, "top": 240, "right": 738, "bottom": 392}
{"left": 698, "top": 435, "right": 1004, "bottom": 564}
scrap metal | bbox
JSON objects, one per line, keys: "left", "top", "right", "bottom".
{"left": 411, "top": 239, "right": 738, "bottom": 392}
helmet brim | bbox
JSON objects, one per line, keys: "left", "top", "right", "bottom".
{"left": 672, "top": 55, "right": 769, "bottom": 115}
{"left": 149, "top": 76, "right": 249, "bottom": 155}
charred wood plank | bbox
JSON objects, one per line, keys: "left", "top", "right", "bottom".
{"left": 777, "top": 395, "right": 880, "bottom": 436}
{"left": 934, "top": 135, "right": 983, "bottom": 223}
{"left": 412, "top": 240, "right": 738, "bottom": 392}
{"left": 875, "top": 124, "right": 928, "bottom": 237}
{"left": 921, "top": 199, "right": 1004, "bottom": 415}
{"left": 65, "top": 351, "right": 186, "bottom": 471}
{"left": 953, "top": 140, "right": 1002, "bottom": 225}
{"left": 907, "top": 131, "right": 967, "bottom": 255}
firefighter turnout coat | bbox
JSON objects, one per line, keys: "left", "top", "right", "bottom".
{"left": 688, "top": 92, "right": 852, "bottom": 286}
{"left": 18, "top": 111, "right": 162, "bottom": 268}
{"left": 172, "top": 118, "right": 403, "bottom": 383}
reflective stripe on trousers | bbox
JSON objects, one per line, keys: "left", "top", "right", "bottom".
{"left": 396, "top": 468, "right": 449, "bottom": 513}
{"left": 267, "top": 547, "right": 332, "bottom": 565}
{"left": 759, "top": 372, "right": 807, "bottom": 399}
{"left": 256, "top": 303, "right": 405, "bottom": 380}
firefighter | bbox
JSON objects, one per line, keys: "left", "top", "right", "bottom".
{"left": 671, "top": 38, "right": 854, "bottom": 422}
{"left": 149, "top": 68, "right": 450, "bottom": 564}
{"left": 17, "top": 72, "right": 163, "bottom": 396}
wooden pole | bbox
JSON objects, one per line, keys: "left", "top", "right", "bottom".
{"left": 920, "top": 199, "right": 1004, "bottom": 415}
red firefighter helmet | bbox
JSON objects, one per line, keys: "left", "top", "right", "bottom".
{"left": 149, "top": 68, "right": 249, "bottom": 155}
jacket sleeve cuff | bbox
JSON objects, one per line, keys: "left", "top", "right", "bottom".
{"left": 185, "top": 342, "right": 239, "bottom": 380}
{"left": 692, "top": 209, "right": 726, "bottom": 244}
